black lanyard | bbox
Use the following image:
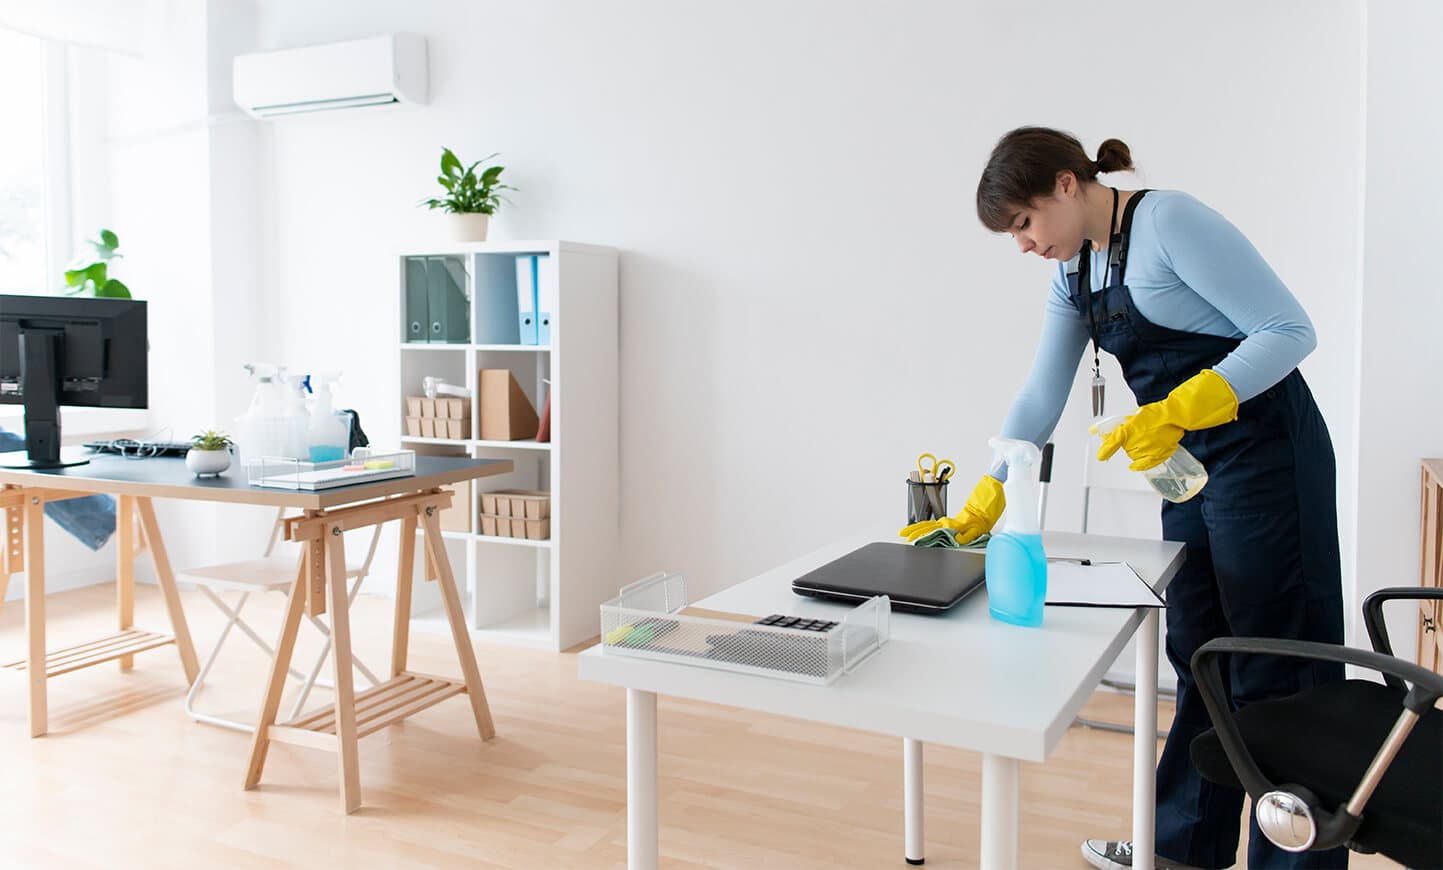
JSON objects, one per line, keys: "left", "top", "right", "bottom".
{"left": 1078, "top": 188, "right": 1120, "bottom": 379}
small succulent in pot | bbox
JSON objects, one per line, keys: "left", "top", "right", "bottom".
{"left": 186, "top": 430, "right": 233, "bottom": 478}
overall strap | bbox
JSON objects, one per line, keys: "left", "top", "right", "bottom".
{"left": 1111, "top": 188, "right": 1150, "bottom": 285}
{"left": 1080, "top": 189, "right": 1152, "bottom": 362}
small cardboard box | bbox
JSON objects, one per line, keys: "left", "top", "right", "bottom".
{"left": 405, "top": 396, "right": 423, "bottom": 417}
{"left": 405, "top": 417, "right": 422, "bottom": 436}
{"left": 439, "top": 480, "right": 472, "bottom": 532}
{"left": 479, "top": 514, "right": 498, "bottom": 536}
{"left": 420, "top": 417, "right": 437, "bottom": 438}
{"left": 419, "top": 397, "right": 437, "bottom": 418}
{"left": 484, "top": 489, "right": 549, "bottom": 520}
{"left": 524, "top": 518, "right": 551, "bottom": 540}
{"left": 478, "top": 369, "right": 538, "bottom": 441}
{"left": 446, "top": 418, "right": 471, "bottom": 439}
{"left": 441, "top": 397, "right": 469, "bottom": 419}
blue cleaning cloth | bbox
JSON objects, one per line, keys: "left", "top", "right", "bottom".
{"left": 0, "top": 429, "right": 116, "bottom": 551}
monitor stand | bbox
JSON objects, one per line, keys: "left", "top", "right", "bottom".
{"left": 0, "top": 328, "right": 88, "bottom": 469}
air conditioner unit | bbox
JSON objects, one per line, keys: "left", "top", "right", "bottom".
{"left": 233, "top": 33, "right": 427, "bottom": 119}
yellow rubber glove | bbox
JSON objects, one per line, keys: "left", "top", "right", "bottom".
{"left": 899, "top": 475, "right": 1005, "bottom": 544}
{"left": 1096, "top": 369, "right": 1239, "bottom": 471}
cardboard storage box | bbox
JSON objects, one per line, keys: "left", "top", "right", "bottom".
{"left": 478, "top": 369, "right": 538, "bottom": 441}
{"left": 405, "top": 396, "right": 423, "bottom": 417}
{"left": 420, "top": 418, "right": 437, "bottom": 438}
{"left": 440, "top": 397, "right": 469, "bottom": 419}
{"left": 405, "top": 417, "right": 422, "bottom": 436}
{"left": 446, "top": 418, "right": 471, "bottom": 439}
{"left": 478, "top": 513, "right": 550, "bottom": 540}
{"left": 439, "top": 480, "right": 472, "bottom": 532}
{"left": 480, "top": 489, "right": 549, "bottom": 519}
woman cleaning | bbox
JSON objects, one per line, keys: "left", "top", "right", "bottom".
{"left": 904, "top": 127, "right": 1346, "bottom": 869}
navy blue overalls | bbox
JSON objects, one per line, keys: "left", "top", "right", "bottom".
{"left": 1069, "top": 190, "right": 1347, "bottom": 869}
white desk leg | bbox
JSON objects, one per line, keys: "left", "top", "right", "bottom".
{"left": 980, "top": 754, "right": 1019, "bottom": 870}
{"left": 904, "top": 737, "right": 925, "bottom": 865}
{"left": 627, "top": 688, "right": 658, "bottom": 870}
{"left": 1132, "top": 608, "right": 1160, "bottom": 870}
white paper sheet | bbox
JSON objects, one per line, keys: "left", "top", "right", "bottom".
{"left": 1044, "top": 560, "right": 1164, "bottom": 608}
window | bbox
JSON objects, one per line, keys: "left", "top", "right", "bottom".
{"left": 0, "top": 28, "right": 50, "bottom": 295}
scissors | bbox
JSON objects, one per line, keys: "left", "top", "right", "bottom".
{"left": 916, "top": 452, "right": 955, "bottom": 483}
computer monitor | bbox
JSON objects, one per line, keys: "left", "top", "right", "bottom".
{"left": 0, "top": 294, "right": 148, "bottom": 469}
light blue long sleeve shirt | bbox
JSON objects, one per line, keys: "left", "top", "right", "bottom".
{"left": 998, "top": 190, "right": 1315, "bottom": 453}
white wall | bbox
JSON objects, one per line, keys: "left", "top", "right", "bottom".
{"left": 1353, "top": 0, "right": 1443, "bottom": 657}
{"left": 62, "top": 0, "right": 266, "bottom": 576}
{"left": 248, "top": 1, "right": 1365, "bottom": 615}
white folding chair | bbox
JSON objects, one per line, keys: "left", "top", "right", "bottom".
{"left": 180, "top": 507, "right": 382, "bottom": 732}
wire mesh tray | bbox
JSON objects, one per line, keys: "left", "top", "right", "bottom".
{"left": 600, "top": 572, "right": 890, "bottom": 685}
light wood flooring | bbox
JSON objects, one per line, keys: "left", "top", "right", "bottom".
{"left": 0, "top": 583, "right": 1396, "bottom": 869}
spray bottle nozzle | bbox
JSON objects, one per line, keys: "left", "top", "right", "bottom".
{"left": 987, "top": 437, "right": 1043, "bottom": 536}
{"left": 1087, "top": 413, "right": 1131, "bottom": 437}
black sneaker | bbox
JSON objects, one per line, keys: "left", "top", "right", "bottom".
{"left": 1080, "top": 840, "right": 1203, "bottom": 870}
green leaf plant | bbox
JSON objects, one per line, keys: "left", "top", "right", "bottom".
{"left": 190, "top": 430, "right": 234, "bottom": 452}
{"left": 63, "top": 229, "right": 132, "bottom": 298}
{"left": 419, "top": 148, "right": 515, "bottom": 215}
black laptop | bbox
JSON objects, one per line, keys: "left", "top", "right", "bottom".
{"left": 791, "top": 542, "right": 987, "bottom": 614}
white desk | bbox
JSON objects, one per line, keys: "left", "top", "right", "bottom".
{"left": 578, "top": 529, "right": 1184, "bottom": 870}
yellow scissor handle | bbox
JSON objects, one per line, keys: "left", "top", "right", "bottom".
{"left": 916, "top": 453, "right": 956, "bottom": 483}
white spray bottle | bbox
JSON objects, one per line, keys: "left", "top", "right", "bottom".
{"left": 985, "top": 437, "right": 1048, "bottom": 627}
{"left": 307, "top": 372, "right": 350, "bottom": 462}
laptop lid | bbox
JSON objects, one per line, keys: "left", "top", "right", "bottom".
{"left": 790, "top": 542, "right": 986, "bottom": 613}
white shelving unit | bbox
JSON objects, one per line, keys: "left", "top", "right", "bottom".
{"left": 398, "top": 240, "right": 617, "bottom": 651}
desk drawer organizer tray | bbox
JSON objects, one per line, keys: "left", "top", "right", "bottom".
{"left": 600, "top": 572, "right": 890, "bottom": 685}
{"left": 247, "top": 448, "right": 416, "bottom": 491}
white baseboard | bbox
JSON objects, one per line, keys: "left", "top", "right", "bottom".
{"left": 3, "top": 563, "right": 160, "bottom": 602}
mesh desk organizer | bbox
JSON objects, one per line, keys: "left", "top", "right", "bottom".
{"left": 601, "top": 572, "right": 890, "bottom": 685}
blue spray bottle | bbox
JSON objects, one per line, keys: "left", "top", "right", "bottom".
{"left": 985, "top": 437, "right": 1048, "bottom": 627}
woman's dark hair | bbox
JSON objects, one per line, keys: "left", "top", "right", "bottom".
{"left": 975, "top": 127, "right": 1133, "bottom": 232}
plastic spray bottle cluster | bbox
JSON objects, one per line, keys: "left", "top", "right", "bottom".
{"left": 235, "top": 365, "right": 350, "bottom": 465}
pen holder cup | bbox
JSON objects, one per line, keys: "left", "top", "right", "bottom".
{"left": 906, "top": 479, "right": 949, "bottom": 525}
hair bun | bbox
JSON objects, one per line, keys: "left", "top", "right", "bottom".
{"left": 1094, "top": 138, "right": 1134, "bottom": 174}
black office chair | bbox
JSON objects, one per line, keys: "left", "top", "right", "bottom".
{"left": 1188, "top": 588, "right": 1443, "bottom": 868}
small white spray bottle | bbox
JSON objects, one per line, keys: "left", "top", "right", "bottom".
{"left": 985, "top": 438, "right": 1048, "bottom": 627}
{"left": 307, "top": 372, "right": 349, "bottom": 462}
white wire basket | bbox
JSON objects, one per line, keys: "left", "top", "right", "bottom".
{"left": 246, "top": 448, "right": 416, "bottom": 491}
{"left": 600, "top": 572, "right": 890, "bottom": 685}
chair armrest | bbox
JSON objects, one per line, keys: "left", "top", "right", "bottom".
{"left": 1364, "top": 587, "right": 1443, "bottom": 690}
{"left": 1191, "top": 637, "right": 1443, "bottom": 802}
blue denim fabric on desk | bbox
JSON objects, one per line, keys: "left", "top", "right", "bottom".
{"left": 0, "top": 429, "right": 116, "bottom": 551}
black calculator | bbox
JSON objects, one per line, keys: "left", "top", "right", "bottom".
{"left": 755, "top": 614, "right": 839, "bottom": 632}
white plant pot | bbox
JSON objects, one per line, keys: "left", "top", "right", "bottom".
{"left": 449, "top": 212, "right": 490, "bottom": 242}
{"left": 186, "top": 448, "right": 231, "bottom": 478}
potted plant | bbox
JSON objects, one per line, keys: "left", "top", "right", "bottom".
{"left": 420, "top": 147, "right": 514, "bottom": 242}
{"left": 186, "top": 430, "right": 233, "bottom": 477}
{"left": 63, "top": 229, "right": 132, "bottom": 297}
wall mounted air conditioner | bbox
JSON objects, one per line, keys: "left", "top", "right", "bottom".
{"left": 233, "top": 33, "right": 427, "bottom": 119}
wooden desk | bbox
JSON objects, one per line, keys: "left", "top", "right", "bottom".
{"left": 0, "top": 450, "right": 512, "bottom": 813}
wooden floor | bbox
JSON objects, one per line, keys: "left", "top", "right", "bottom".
{"left": 0, "top": 584, "right": 1396, "bottom": 869}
